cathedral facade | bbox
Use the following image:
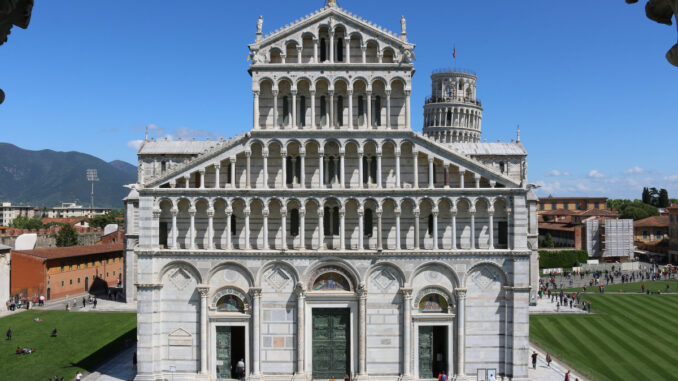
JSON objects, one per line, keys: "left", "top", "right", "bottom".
{"left": 125, "top": 2, "right": 538, "bottom": 380}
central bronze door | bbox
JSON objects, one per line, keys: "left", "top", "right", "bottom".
{"left": 312, "top": 308, "right": 350, "bottom": 379}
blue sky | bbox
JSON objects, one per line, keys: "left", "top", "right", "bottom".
{"left": 1, "top": 0, "right": 676, "bottom": 199}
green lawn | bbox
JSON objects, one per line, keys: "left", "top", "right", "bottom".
{"left": 0, "top": 310, "right": 136, "bottom": 380}
{"left": 531, "top": 294, "right": 678, "bottom": 381}
{"left": 559, "top": 279, "right": 678, "bottom": 294}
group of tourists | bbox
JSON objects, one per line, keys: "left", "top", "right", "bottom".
{"left": 531, "top": 351, "right": 578, "bottom": 380}
{"left": 5, "top": 294, "right": 46, "bottom": 311}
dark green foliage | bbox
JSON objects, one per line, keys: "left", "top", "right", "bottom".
{"left": 659, "top": 189, "right": 669, "bottom": 208}
{"left": 10, "top": 215, "right": 44, "bottom": 230}
{"left": 541, "top": 233, "right": 555, "bottom": 248}
{"left": 538, "top": 250, "right": 588, "bottom": 269}
{"left": 606, "top": 199, "right": 659, "bottom": 220}
{"left": 0, "top": 143, "right": 136, "bottom": 208}
{"left": 89, "top": 209, "right": 124, "bottom": 229}
{"left": 642, "top": 187, "right": 650, "bottom": 204}
{"left": 56, "top": 224, "right": 78, "bottom": 247}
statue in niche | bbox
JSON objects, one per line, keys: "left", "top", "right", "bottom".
{"left": 626, "top": 0, "right": 678, "bottom": 66}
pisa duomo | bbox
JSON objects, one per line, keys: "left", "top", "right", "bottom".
{"left": 124, "top": 1, "right": 539, "bottom": 380}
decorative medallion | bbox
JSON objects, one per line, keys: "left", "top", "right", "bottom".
{"left": 212, "top": 287, "right": 249, "bottom": 312}
{"left": 471, "top": 266, "right": 499, "bottom": 290}
{"left": 372, "top": 269, "right": 396, "bottom": 291}
{"left": 169, "top": 267, "right": 191, "bottom": 290}
{"left": 223, "top": 268, "right": 240, "bottom": 282}
{"left": 265, "top": 266, "right": 291, "bottom": 291}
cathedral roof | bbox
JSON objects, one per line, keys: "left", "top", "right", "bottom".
{"left": 138, "top": 139, "right": 220, "bottom": 155}
{"left": 445, "top": 142, "right": 526, "bottom": 156}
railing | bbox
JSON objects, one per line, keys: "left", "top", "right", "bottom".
{"left": 425, "top": 96, "right": 482, "bottom": 107}
{"left": 432, "top": 67, "right": 476, "bottom": 76}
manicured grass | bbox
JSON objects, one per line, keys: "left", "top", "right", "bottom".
{"left": 559, "top": 279, "right": 678, "bottom": 294}
{"left": 0, "top": 310, "right": 136, "bottom": 380}
{"left": 531, "top": 294, "right": 678, "bottom": 381}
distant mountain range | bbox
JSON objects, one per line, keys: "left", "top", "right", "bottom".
{"left": 0, "top": 143, "right": 137, "bottom": 209}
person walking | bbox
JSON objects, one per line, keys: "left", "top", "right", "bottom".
{"left": 236, "top": 358, "right": 245, "bottom": 381}
{"left": 564, "top": 370, "right": 570, "bottom": 381}
{"left": 546, "top": 352, "right": 552, "bottom": 367}
{"left": 75, "top": 371, "right": 83, "bottom": 380}
{"left": 82, "top": 297, "right": 86, "bottom": 308}
{"left": 6, "top": 327, "right": 11, "bottom": 340}
{"left": 531, "top": 351, "right": 538, "bottom": 369}
{"left": 93, "top": 297, "right": 97, "bottom": 309}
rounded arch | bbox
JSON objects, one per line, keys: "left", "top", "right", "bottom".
{"left": 409, "top": 261, "right": 460, "bottom": 289}
{"left": 284, "top": 138, "right": 303, "bottom": 150}
{"left": 295, "top": 76, "right": 314, "bottom": 88}
{"left": 389, "top": 76, "right": 407, "bottom": 89}
{"left": 322, "top": 138, "right": 344, "bottom": 151}
{"left": 207, "top": 261, "right": 256, "bottom": 287}
{"left": 351, "top": 76, "right": 369, "bottom": 87}
{"left": 364, "top": 262, "right": 406, "bottom": 289}
{"left": 256, "top": 260, "right": 300, "bottom": 288}
{"left": 155, "top": 197, "right": 174, "bottom": 209}
{"left": 314, "top": 76, "right": 333, "bottom": 90}
{"left": 380, "top": 197, "right": 398, "bottom": 209}
{"left": 333, "top": 76, "right": 350, "bottom": 88}
{"left": 303, "top": 258, "right": 361, "bottom": 289}
{"left": 455, "top": 197, "right": 473, "bottom": 210}
{"left": 257, "top": 76, "right": 275, "bottom": 87}
{"left": 248, "top": 138, "right": 266, "bottom": 151}
{"left": 370, "top": 76, "right": 388, "bottom": 88}
{"left": 211, "top": 285, "right": 250, "bottom": 312}
{"left": 158, "top": 260, "right": 203, "bottom": 284}
{"left": 463, "top": 261, "right": 509, "bottom": 288}
{"left": 414, "top": 285, "right": 455, "bottom": 312}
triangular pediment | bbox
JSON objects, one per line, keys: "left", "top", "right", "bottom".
{"left": 249, "top": 5, "right": 413, "bottom": 53}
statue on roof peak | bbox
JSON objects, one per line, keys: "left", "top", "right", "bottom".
{"left": 327, "top": 0, "right": 337, "bottom": 7}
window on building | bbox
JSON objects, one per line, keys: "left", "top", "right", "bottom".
{"left": 446, "top": 110, "right": 452, "bottom": 125}
{"left": 643, "top": 230, "right": 648, "bottom": 240}
{"left": 498, "top": 222, "right": 508, "bottom": 246}
{"left": 499, "top": 161, "right": 505, "bottom": 173}
{"left": 77, "top": 278, "right": 80, "bottom": 284}
{"left": 336, "top": 38, "right": 344, "bottom": 62}
{"left": 113, "top": 271, "right": 116, "bottom": 276}
{"left": 374, "top": 96, "right": 381, "bottom": 126}
{"left": 107, "top": 272, "right": 109, "bottom": 277}
{"left": 564, "top": 203, "right": 569, "bottom": 210}
{"left": 290, "top": 209, "right": 300, "bottom": 237}
{"left": 299, "top": 96, "right": 306, "bottom": 126}
{"left": 576, "top": 202, "right": 581, "bottom": 210}
{"left": 551, "top": 203, "right": 556, "bottom": 210}
{"left": 320, "top": 38, "right": 327, "bottom": 62}
{"left": 594, "top": 202, "right": 600, "bottom": 209}
{"left": 358, "top": 96, "right": 365, "bottom": 125}
{"left": 231, "top": 214, "right": 237, "bottom": 236}
{"left": 370, "top": 156, "right": 377, "bottom": 184}
{"left": 336, "top": 96, "right": 344, "bottom": 126}
{"left": 61, "top": 281, "right": 64, "bottom": 287}
{"left": 427, "top": 214, "right": 434, "bottom": 236}
{"left": 61, "top": 265, "right": 65, "bottom": 272}
{"left": 656, "top": 231, "right": 663, "bottom": 240}
{"left": 282, "top": 96, "right": 290, "bottom": 126}
{"left": 539, "top": 203, "right": 544, "bottom": 211}
{"left": 69, "top": 279, "right": 73, "bottom": 285}
{"left": 320, "top": 96, "right": 327, "bottom": 126}
{"left": 286, "top": 156, "right": 294, "bottom": 185}
{"left": 364, "top": 209, "right": 373, "bottom": 237}
{"left": 161, "top": 160, "right": 167, "bottom": 173}
{"left": 332, "top": 207, "right": 339, "bottom": 235}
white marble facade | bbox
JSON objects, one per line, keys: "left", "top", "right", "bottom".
{"left": 125, "top": 2, "right": 538, "bottom": 380}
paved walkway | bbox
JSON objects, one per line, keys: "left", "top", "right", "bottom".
{"left": 530, "top": 296, "right": 589, "bottom": 315}
{"left": 529, "top": 344, "right": 589, "bottom": 381}
{"left": 82, "top": 344, "right": 136, "bottom": 381}
{"left": 38, "top": 295, "right": 136, "bottom": 313}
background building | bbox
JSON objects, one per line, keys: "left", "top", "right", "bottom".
{"left": 0, "top": 202, "right": 37, "bottom": 226}
{"left": 46, "top": 202, "right": 111, "bottom": 218}
{"left": 538, "top": 196, "right": 607, "bottom": 212}
{"left": 127, "top": 2, "right": 537, "bottom": 380}
{"left": 10, "top": 242, "right": 123, "bottom": 300}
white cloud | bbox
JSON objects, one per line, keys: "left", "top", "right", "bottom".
{"left": 624, "top": 166, "right": 646, "bottom": 175}
{"left": 587, "top": 170, "right": 605, "bottom": 179}
{"left": 545, "top": 170, "right": 570, "bottom": 177}
{"left": 664, "top": 174, "right": 678, "bottom": 181}
{"left": 126, "top": 139, "right": 144, "bottom": 150}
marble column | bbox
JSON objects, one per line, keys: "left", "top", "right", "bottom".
{"left": 281, "top": 206, "right": 287, "bottom": 250}
{"left": 459, "top": 169, "right": 465, "bottom": 188}
{"left": 245, "top": 207, "right": 251, "bottom": 250}
{"left": 291, "top": 157, "right": 297, "bottom": 187}
{"left": 310, "top": 90, "right": 316, "bottom": 129}
{"left": 489, "top": 209, "right": 495, "bottom": 250}
{"left": 329, "top": 91, "right": 334, "bottom": 128}
{"left": 282, "top": 149, "right": 288, "bottom": 189}
{"left": 246, "top": 151, "right": 252, "bottom": 189}
{"left": 344, "top": 37, "right": 350, "bottom": 63}
{"left": 451, "top": 208, "right": 457, "bottom": 250}
{"left": 366, "top": 91, "right": 372, "bottom": 129}
{"left": 197, "top": 286, "right": 210, "bottom": 374}
{"left": 376, "top": 152, "right": 382, "bottom": 188}
{"left": 207, "top": 207, "right": 214, "bottom": 250}
{"left": 300, "top": 149, "right": 306, "bottom": 189}
{"left": 474, "top": 173, "right": 481, "bottom": 188}
{"left": 189, "top": 207, "right": 196, "bottom": 250}
{"left": 296, "top": 46, "right": 302, "bottom": 65}
{"left": 358, "top": 149, "right": 364, "bottom": 189}
{"left": 251, "top": 288, "right": 262, "bottom": 375}
{"left": 199, "top": 169, "right": 205, "bottom": 189}
{"left": 317, "top": 207, "right": 324, "bottom": 250}
{"left": 395, "top": 148, "right": 401, "bottom": 188}
{"left": 291, "top": 89, "right": 297, "bottom": 128}
{"left": 185, "top": 175, "right": 190, "bottom": 189}
{"left": 507, "top": 205, "right": 513, "bottom": 251}
{"left": 401, "top": 287, "right": 413, "bottom": 377}
{"left": 318, "top": 150, "right": 324, "bottom": 188}
{"left": 339, "top": 150, "right": 345, "bottom": 188}
{"left": 358, "top": 284, "right": 367, "bottom": 376}
{"left": 413, "top": 151, "right": 419, "bottom": 188}
{"left": 329, "top": 31, "right": 334, "bottom": 63}
{"left": 348, "top": 89, "right": 354, "bottom": 129}
{"left": 299, "top": 208, "right": 306, "bottom": 250}
{"left": 214, "top": 164, "right": 221, "bottom": 189}
{"left": 428, "top": 157, "right": 434, "bottom": 188}
{"left": 273, "top": 89, "right": 279, "bottom": 128}
{"left": 414, "top": 208, "right": 420, "bottom": 249}
{"left": 262, "top": 149, "right": 268, "bottom": 187}
{"left": 432, "top": 208, "right": 438, "bottom": 250}
{"left": 444, "top": 166, "right": 449, "bottom": 188}
{"left": 385, "top": 89, "right": 391, "bottom": 128}
{"left": 230, "top": 158, "right": 236, "bottom": 188}
{"left": 361, "top": 45, "right": 366, "bottom": 63}
{"left": 295, "top": 283, "right": 306, "bottom": 376}
{"left": 339, "top": 207, "right": 345, "bottom": 250}
{"left": 405, "top": 89, "right": 411, "bottom": 130}
{"left": 171, "top": 207, "right": 178, "bottom": 249}
{"left": 253, "top": 90, "right": 260, "bottom": 129}
{"left": 395, "top": 207, "right": 401, "bottom": 250}
{"left": 455, "top": 288, "right": 467, "bottom": 377}
{"left": 470, "top": 207, "right": 476, "bottom": 250}
{"left": 226, "top": 209, "right": 232, "bottom": 249}
{"left": 262, "top": 208, "right": 269, "bottom": 250}
{"left": 358, "top": 207, "right": 364, "bottom": 250}
{"left": 313, "top": 38, "right": 318, "bottom": 63}
{"left": 376, "top": 207, "right": 383, "bottom": 250}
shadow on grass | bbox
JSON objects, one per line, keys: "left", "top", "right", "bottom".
{"left": 71, "top": 328, "right": 137, "bottom": 372}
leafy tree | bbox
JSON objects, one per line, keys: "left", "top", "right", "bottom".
{"left": 542, "top": 233, "right": 555, "bottom": 248}
{"left": 659, "top": 189, "right": 669, "bottom": 208}
{"left": 606, "top": 199, "right": 659, "bottom": 220}
{"left": 56, "top": 224, "right": 78, "bottom": 247}
{"left": 89, "top": 209, "right": 124, "bottom": 229}
{"left": 642, "top": 187, "right": 650, "bottom": 204}
{"left": 10, "top": 215, "right": 44, "bottom": 230}
{"left": 648, "top": 187, "right": 660, "bottom": 206}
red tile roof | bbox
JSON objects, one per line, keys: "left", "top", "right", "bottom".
{"left": 12, "top": 243, "right": 123, "bottom": 260}
{"left": 577, "top": 209, "right": 619, "bottom": 217}
{"left": 634, "top": 215, "right": 669, "bottom": 228}
{"left": 41, "top": 217, "right": 89, "bottom": 225}
{"left": 539, "top": 209, "right": 578, "bottom": 216}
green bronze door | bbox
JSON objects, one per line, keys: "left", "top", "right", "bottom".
{"left": 216, "top": 326, "right": 232, "bottom": 379}
{"left": 419, "top": 326, "right": 434, "bottom": 378}
{"left": 312, "top": 308, "right": 350, "bottom": 379}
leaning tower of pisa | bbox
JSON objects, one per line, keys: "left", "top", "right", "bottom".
{"left": 422, "top": 68, "right": 483, "bottom": 143}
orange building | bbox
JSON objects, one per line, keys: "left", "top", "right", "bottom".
{"left": 10, "top": 243, "right": 123, "bottom": 301}
{"left": 538, "top": 196, "right": 607, "bottom": 212}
